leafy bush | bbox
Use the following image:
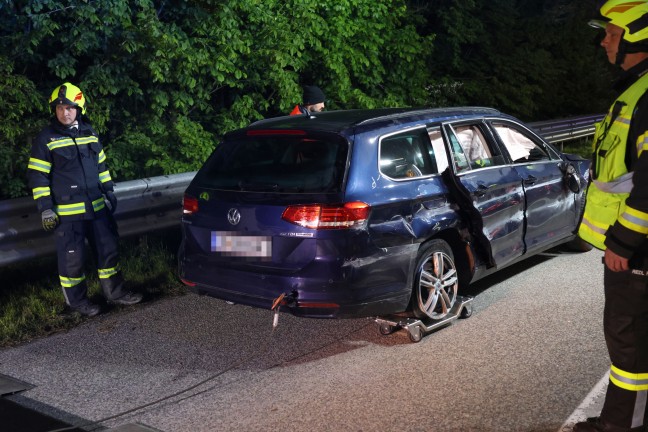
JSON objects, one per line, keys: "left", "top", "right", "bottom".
{"left": 0, "top": 0, "right": 434, "bottom": 198}
{"left": 0, "top": 1, "right": 612, "bottom": 200}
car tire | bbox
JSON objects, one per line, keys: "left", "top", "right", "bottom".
{"left": 411, "top": 239, "right": 459, "bottom": 321}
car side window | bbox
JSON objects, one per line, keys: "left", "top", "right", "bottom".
{"left": 428, "top": 127, "right": 449, "bottom": 173}
{"left": 492, "top": 123, "right": 552, "bottom": 163}
{"left": 380, "top": 129, "right": 437, "bottom": 179}
{"left": 446, "top": 124, "right": 505, "bottom": 172}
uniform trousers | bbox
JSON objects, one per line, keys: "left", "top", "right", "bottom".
{"left": 54, "top": 215, "right": 126, "bottom": 307}
{"left": 601, "top": 258, "right": 648, "bottom": 429}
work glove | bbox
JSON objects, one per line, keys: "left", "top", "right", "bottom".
{"left": 105, "top": 191, "right": 117, "bottom": 214}
{"left": 41, "top": 209, "right": 59, "bottom": 232}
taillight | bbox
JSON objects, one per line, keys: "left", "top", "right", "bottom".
{"left": 183, "top": 194, "right": 199, "bottom": 215}
{"left": 281, "top": 202, "right": 370, "bottom": 229}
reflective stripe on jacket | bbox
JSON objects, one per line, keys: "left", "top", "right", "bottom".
{"left": 578, "top": 72, "right": 648, "bottom": 249}
{"left": 27, "top": 120, "right": 114, "bottom": 221}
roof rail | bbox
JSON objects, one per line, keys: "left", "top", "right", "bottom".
{"left": 356, "top": 106, "right": 501, "bottom": 126}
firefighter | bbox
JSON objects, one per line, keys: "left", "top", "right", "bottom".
{"left": 289, "top": 85, "right": 326, "bottom": 115}
{"left": 27, "top": 82, "right": 142, "bottom": 317}
{"left": 576, "top": 1, "right": 648, "bottom": 431}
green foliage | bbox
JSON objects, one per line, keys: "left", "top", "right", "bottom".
{"left": 0, "top": 0, "right": 433, "bottom": 195}
{"left": 0, "top": 56, "right": 44, "bottom": 198}
{"left": 560, "top": 137, "right": 593, "bottom": 159}
{"left": 0, "top": 232, "right": 183, "bottom": 346}
{"left": 0, "top": 0, "right": 617, "bottom": 200}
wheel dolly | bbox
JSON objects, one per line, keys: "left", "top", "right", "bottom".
{"left": 374, "top": 295, "right": 474, "bottom": 343}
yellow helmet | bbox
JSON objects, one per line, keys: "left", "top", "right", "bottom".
{"left": 49, "top": 82, "right": 86, "bottom": 115}
{"left": 590, "top": 1, "right": 648, "bottom": 43}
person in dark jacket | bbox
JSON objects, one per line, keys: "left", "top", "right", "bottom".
{"left": 575, "top": 1, "right": 648, "bottom": 431}
{"left": 27, "top": 82, "right": 142, "bottom": 317}
{"left": 289, "top": 85, "right": 326, "bottom": 115}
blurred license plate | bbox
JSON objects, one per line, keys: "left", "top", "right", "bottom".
{"left": 211, "top": 232, "right": 272, "bottom": 257}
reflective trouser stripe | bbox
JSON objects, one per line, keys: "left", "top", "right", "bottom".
{"left": 60, "top": 275, "right": 85, "bottom": 288}
{"left": 610, "top": 365, "right": 648, "bottom": 391}
{"left": 634, "top": 392, "right": 648, "bottom": 428}
{"left": 98, "top": 266, "right": 119, "bottom": 279}
{"left": 610, "top": 365, "right": 648, "bottom": 428}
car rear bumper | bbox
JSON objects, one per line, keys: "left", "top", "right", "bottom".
{"left": 186, "top": 282, "right": 411, "bottom": 319}
{"left": 180, "top": 249, "right": 414, "bottom": 318}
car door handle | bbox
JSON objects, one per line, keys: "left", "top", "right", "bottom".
{"left": 474, "top": 184, "right": 489, "bottom": 197}
{"left": 523, "top": 175, "right": 537, "bottom": 185}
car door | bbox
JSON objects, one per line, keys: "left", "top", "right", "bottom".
{"left": 441, "top": 121, "right": 526, "bottom": 269}
{"left": 368, "top": 127, "right": 447, "bottom": 248}
{"left": 488, "top": 120, "right": 578, "bottom": 252}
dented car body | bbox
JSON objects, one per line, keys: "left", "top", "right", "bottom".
{"left": 178, "top": 107, "right": 590, "bottom": 319}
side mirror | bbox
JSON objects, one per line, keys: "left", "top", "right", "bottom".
{"left": 563, "top": 163, "right": 581, "bottom": 194}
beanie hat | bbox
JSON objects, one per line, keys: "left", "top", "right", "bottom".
{"left": 302, "top": 85, "right": 326, "bottom": 105}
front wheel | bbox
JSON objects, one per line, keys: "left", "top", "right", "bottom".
{"left": 411, "top": 239, "right": 459, "bottom": 321}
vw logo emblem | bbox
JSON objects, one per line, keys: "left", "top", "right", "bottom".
{"left": 227, "top": 208, "right": 241, "bottom": 226}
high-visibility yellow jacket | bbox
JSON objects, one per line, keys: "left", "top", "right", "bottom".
{"left": 579, "top": 71, "right": 648, "bottom": 251}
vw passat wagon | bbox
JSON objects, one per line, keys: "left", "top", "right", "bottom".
{"left": 178, "top": 107, "right": 589, "bottom": 320}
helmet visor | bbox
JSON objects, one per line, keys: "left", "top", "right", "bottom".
{"left": 588, "top": 19, "right": 609, "bottom": 29}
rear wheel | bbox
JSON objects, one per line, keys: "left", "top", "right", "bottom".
{"left": 411, "top": 239, "right": 459, "bottom": 320}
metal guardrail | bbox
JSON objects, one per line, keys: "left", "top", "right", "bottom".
{"left": 530, "top": 114, "right": 604, "bottom": 145}
{"left": 0, "top": 172, "right": 196, "bottom": 268}
{"left": 0, "top": 114, "right": 603, "bottom": 268}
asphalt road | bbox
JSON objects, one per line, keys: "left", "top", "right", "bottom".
{"left": 0, "top": 247, "right": 608, "bottom": 432}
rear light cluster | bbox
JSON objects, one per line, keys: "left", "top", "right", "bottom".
{"left": 183, "top": 195, "right": 199, "bottom": 215}
{"left": 282, "top": 202, "right": 370, "bottom": 229}
{"left": 183, "top": 194, "right": 369, "bottom": 230}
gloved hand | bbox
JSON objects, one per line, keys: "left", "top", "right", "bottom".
{"left": 105, "top": 191, "right": 117, "bottom": 213}
{"left": 41, "top": 209, "right": 59, "bottom": 231}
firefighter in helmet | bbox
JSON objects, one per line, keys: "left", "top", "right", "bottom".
{"left": 27, "top": 82, "right": 142, "bottom": 316}
{"left": 577, "top": 1, "right": 648, "bottom": 431}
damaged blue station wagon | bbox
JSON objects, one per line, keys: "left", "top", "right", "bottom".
{"left": 178, "top": 107, "right": 590, "bottom": 320}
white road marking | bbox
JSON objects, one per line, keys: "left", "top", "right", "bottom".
{"left": 558, "top": 371, "right": 609, "bottom": 432}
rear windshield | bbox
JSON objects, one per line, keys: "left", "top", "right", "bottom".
{"left": 195, "top": 133, "right": 348, "bottom": 193}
